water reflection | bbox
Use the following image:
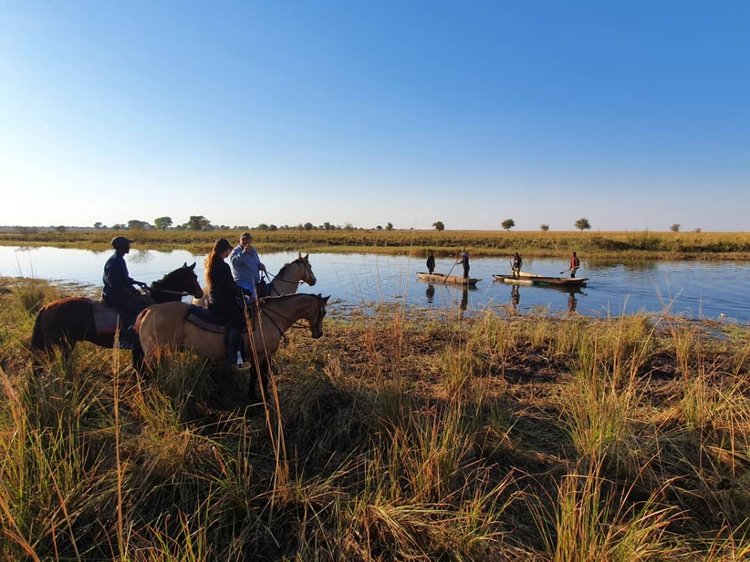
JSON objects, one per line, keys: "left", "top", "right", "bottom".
{"left": 510, "top": 285, "right": 520, "bottom": 313}
{"left": 425, "top": 284, "right": 435, "bottom": 303}
{"left": 460, "top": 287, "right": 469, "bottom": 311}
{"left": 567, "top": 290, "right": 578, "bottom": 313}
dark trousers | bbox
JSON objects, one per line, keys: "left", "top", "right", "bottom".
{"left": 463, "top": 264, "right": 470, "bottom": 279}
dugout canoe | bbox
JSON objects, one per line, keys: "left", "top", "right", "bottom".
{"left": 493, "top": 274, "right": 587, "bottom": 288}
{"left": 417, "top": 272, "right": 480, "bottom": 286}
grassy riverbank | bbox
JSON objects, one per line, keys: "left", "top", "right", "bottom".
{"left": 3, "top": 229, "right": 750, "bottom": 259}
{"left": 1, "top": 278, "right": 749, "bottom": 560}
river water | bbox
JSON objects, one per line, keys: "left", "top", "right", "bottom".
{"left": 2, "top": 246, "right": 749, "bottom": 322}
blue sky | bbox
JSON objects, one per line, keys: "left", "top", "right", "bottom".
{"left": 1, "top": 0, "right": 748, "bottom": 231}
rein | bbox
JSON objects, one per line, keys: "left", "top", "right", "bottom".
{"left": 147, "top": 286, "right": 192, "bottom": 297}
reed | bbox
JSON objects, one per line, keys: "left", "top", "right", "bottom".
{"left": 5, "top": 228, "right": 750, "bottom": 259}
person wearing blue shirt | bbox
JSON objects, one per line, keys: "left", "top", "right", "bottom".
{"left": 102, "top": 236, "right": 148, "bottom": 348}
{"left": 229, "top": 232, "right": 267, "bottom": 300}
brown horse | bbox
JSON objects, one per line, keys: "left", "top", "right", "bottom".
{"left": 191, "top": 253, "right": 316, "bottom": 307}
{"left": 134, "top": 293, "right": 329, "bottom": 399}
{"left": 31, "top": 262, "right": 204, "bottom": 357}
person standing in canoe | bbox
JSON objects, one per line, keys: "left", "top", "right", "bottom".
{"left": 511, "top": 252, "right": 522, "bottom": 278}
{"left": 457, "top": 250, "right": 470, "bottom": 279}
{"left": 426, "top": 250, "right": 436, "bottom": 274}
{"left": 568, "top": 252, "right": 581, "bottom": 278}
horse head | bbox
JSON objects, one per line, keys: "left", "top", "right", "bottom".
{"left": 307, "top": 294, "right": 329, "bottom": 339}
{"left": 297, "top": 253, "right": 317, "bottom": 286}
{"left": 151, "top": 262, "right": 204, "bottom": 302}
{"left": 273, "top": 254, "right": 316, "bottom": 294}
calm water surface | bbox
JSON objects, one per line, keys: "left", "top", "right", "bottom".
{"left": 2, "top": 246, "right": 749, "bottom": 322}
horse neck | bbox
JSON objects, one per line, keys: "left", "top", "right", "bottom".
{"left": 150, "top": 277, "right": 183, "bottom": 303}
{"left": 271, "top": 263, "right": 302, "bottom": 295}
{"left": 260, "top": 294, "right": 314, "bottom": 335}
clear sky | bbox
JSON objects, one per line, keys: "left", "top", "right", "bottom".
{"left": 1, "top": 1, "right": 748, "bottom": 231}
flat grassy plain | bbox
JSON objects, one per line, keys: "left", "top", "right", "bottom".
{"left": 3, "top": 229, "right": 750, "bottom": 259}
{"left": 1, "top": 278, "right": 749, "bottom": 560}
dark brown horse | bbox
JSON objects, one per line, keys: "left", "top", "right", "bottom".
{"left": 30, "top": 262, "right": 204, "bottom": 357}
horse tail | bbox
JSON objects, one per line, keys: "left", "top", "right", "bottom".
{"left": 30, "top": 307, "right": 47, "bottom": 351}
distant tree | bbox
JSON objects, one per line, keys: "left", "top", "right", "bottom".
{"left": 94, "top": 222, "right": 103, "bottom": 229}
{"left": 323, "top": 221, "right": 335, "bottom": 231}
{"left": 186, "top": 215, "right": 211, "bottom": 231}
{"left": 344, "top": 223, "right": 355, "bottom": 231}
{"left": 574, "top": 218, "right": 592, "bottom": 232}
{"left": 386, "top": 222, "right": 394, "bottom": 231}
{"left": 501, "top": 218, "right": 515, "bottom": 231}
{"left": 693, "top": 228, "right": 702, "bottom": 233}
{"left": 304, "top": 222, "right": 314, "bottom": 231}
{"left": 540, "top": 224, "right": 550, "bottom": 232}
{"left": 376, "top": 225, "right": 383, "bottom": 230}
{"left": 257, "top": 223, "right": 269, "bottom": 231}
{"left": 154, "top": 216, "right": 172, "bottom": 230}
{"left": 112, "top": 224, "right": 124, "bottom": 230}
{"left": 128, "top": 219, "right": 149, "bottom": 230}
{"left": 269, "top": 224, "right": 278, "bottom": 231}
{"left": 55, "top": 225, "right": 67, "bottom": 233}
{"left": 432, "top": 221, "right": 445, "bottom": 231}
{"left": 670, "top": 223, "right": 680, "bottom": 232}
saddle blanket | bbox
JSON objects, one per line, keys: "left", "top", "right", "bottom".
{"left": 185, "top": 305, "right": 226, "bottom": 334}
{"left": 93, "top": 303, "right": 119, "bottom": 334}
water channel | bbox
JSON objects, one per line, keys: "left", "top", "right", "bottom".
{"left": 2, "top": 246, "right": 749, "bottom": 322}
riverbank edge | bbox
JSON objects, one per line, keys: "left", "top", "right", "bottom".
{"left": 3, "top": 230, "right": 750, "bottom": 260}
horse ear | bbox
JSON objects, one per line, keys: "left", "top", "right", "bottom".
{"left": 298, "top": 252, "right": 302, "bottom": 259}
{"left": 303, "top": 253, "right": 309, "bottom": 260}
{"left": 323, "top": 295, "right": 330, "bottom": 303}
{"left": 183, "top": 262, "right": 187, "bottom": 268}
{"left": 189, "top": 262, "right": 196, "bottom": 270}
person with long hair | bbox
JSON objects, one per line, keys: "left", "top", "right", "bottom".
{"left": 205, "top": 238, "right": 245, "bottom": 365}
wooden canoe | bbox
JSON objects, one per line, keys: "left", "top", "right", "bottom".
{"left": 493, "top": 274, "right": 587, "bottom": 287}
{"left": 417, "top": 272, "right": 480, "bottom": 286}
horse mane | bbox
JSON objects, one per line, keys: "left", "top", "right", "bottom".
{"left": 151, "top": 264, "right": 189, "bottom": 289}
{"left": 276, "top": 256, "right": 305, "bottom": 279}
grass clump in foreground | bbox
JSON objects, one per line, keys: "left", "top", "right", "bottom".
{"left": 1, "top": 278, "right": 750, "bottom": 560}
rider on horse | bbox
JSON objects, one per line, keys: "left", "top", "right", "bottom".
{"left": 102, "top": 236, "right": 149, "bottom": 348}
{"left": 230, "top": 232, "right": 268, "bottom": 301}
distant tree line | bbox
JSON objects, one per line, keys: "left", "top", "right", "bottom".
{"left": 11, "top": 216, "right": 703, "bottom": 233}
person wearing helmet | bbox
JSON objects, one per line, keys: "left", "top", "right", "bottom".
{"left": 102, "top": 236, "right": 149, "bottom": 349}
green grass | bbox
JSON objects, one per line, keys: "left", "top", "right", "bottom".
{"left": 1, "top": 280, "right": 750, "bottom": 559}
{"left": 4, "top": 228, "right": 750, "bottom": 259}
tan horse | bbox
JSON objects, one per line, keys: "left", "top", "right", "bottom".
{"left": 134, "top": 293, "right": 329, "bottom": 397}
{"left": 192, "top": 253, "right": 316, "bottom": 307}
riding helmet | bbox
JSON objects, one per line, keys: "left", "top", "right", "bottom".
{"left": 111, "top": 236, "right": 133, "bottom": 250}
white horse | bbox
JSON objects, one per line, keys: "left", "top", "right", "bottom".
{"left": 193, "top": 253, "right": 316, "bottom": 307}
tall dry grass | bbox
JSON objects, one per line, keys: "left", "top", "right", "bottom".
{"left": 1, "top": 277, "right": 750, "bottom": 559}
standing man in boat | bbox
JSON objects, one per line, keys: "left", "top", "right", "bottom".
{"left": 457, "top": 249, "right": 470, "bottom": 279}
{"left": 568, "top": 251, "right": 581, "bottom": 278}
{"left": 426, "top": 250, "right": 436, "bottom": 274}
{"left": 511, "top": 252, "right": 522, "bottom": 278}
